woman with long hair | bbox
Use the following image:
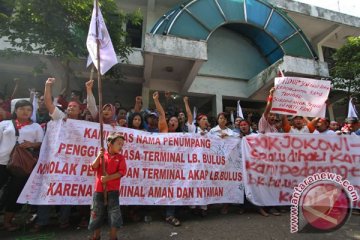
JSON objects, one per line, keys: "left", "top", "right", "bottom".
{"left": 153, "top": 91, "right": 193, "bottom": 226}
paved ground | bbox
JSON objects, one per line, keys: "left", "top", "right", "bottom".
{"left": 1, "top": 205, "right": 360, "bottom": 240}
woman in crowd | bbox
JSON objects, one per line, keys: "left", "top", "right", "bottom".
{"left": 232, "top": 116, "right": 242, "bottom": 134}
{"left": 125, "top": 105, "right": 146, "bottom": 221}
{"left": 0, "top": 100, "right": 44, "bottom": 231}
{"left": 190, "top": 114, "right": 210, "bottom": 216}
{"left": 153, "top": 91, "right": 193, "bottom": 226}
{"left": 86, "top": 80, "right": 116, "bottom": 125}
{"left": 210, "top": 112, "right": 235, "bottom": 214}
{"left": 237, "top": 119, "right": 269, "bottom": 216}
{"left": 210, "top": 112, "right": 235, "bottom": 138}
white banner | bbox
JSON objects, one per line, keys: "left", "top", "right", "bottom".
{"left": 242, "top": 134, "right": 360, "bottom": 208}
{"left": 272, "top": 77, "right": 331, "bottom": 117}
{"left": 18, "top": 120, "right": 244, "bottom": 205}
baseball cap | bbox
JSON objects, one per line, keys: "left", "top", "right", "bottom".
{"left": 345, "top": 117, "right": 358, "bottom": 124}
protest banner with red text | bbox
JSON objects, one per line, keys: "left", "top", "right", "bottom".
{"left": 18, "top": 119, "right": 243, "bottom": 205}
{"left": 242, "top": 134, "right": 360, "bottom": 208}
{"left": 272, "top": 77, "right": 331, "bottom": 117}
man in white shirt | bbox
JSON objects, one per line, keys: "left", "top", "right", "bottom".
{"left": 313, "top": 118, "right": 336, "bottom": 134}
{"left": 44, "top": 78, "right": 82, "bottom": 121}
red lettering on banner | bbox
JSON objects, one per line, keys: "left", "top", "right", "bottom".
{"left": 163, "top": 137, "right": 211, "bottom": 149}
{"left": 196, "top": 187, "right": 224, "bottom": 197}
{"left": 136, "top": 135, "right": 161, "bottom": 145}
{"left": 37, "top": 161, "right": 78, "bottom": 175}
{"left": 202, "top": 154, "right": 225, "bottom": 165}
{"left": 209, "top": 171, "right": 242, "bottom": 181}
{"left": 177, "top": 187, "right": 194, "bottom": 198}
{"left": 246, "top": 137, "right": 281, "bottom": 151}
{"left": 47, "top": 182, "right": 92, "bottom": 196}
{"left": 121, "top": 149, "right": 141, "bottom": 160}
{"left": 143, "top": 151, "right": 185, "bottom": 163}
{"left": 119, "top": 186, "right": 145, "bottom": 197}
{"left": 80, "top": 164, "right": 96, "bottom": 176}
{"left": 279, "top": 191, "right": 291, "bottom": 203}
{"left": 83, "top": 128, "right": 134, "bottom": 143}
{"left": 142, "top": 168, "right": 185, "bottom": 180}
{"left": 148, "top": 187, "right": 174, "bottom": 198}
{"left": 188, "top": 153, "right": 200, "bottom": 163}
{"left": 188, "top": 170, "right": 208, "bottom": 180}
{"left": 57, "top": 143, "right": 99, "bottom": 157}
{"left": 126, "top": 168, "right": 139, "bottom": 178}
{"left": 279, "top": 136, "right": 350, "bottom": 152}
{"left": 246, "top": 161, "right": 360, "bottom": 179}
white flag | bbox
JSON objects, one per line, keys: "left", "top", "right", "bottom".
{"left": 237, "top": 100, "right": 244, "bottom": 119}
{"left": 348, "top": 98, "right": 359, "bottom": 118}
{"left": 192, "top": 106, "right": 197, "bottom": 124}
{"left": 31, "top": 95, "right": 38, "bottom": 123}
{"left": 86, "top": 0, "right": 118, "bottom": 75}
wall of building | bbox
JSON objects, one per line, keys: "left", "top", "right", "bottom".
{"left": 198, "top": 27, "right": 269, "bottom": 80}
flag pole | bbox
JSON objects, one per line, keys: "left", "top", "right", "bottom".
{"left": 95, "top": 0, "right": 107, "bottom": 205}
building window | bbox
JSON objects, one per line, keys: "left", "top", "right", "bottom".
{"left": 126, "top": 20, "right": 143, "bottom": 48}
{"left": 322, "top": 46, "right": 336, "bottom": 70}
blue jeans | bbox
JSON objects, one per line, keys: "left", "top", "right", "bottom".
{"left": 88, "top": 191, "right": 123, "bottom": 230}
{"left": 165, "top": 206, "right": 176, "bottom": 218}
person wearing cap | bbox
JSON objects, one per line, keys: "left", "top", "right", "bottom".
{"left": 144, "top": 110, "right": 159, "bottom": 133}
{"left": 88, "top": 133, "right": 127, "bottom": 240}
{"left": 281, "top": 115, "right": 317, "bottom": 134}
{"left": 342, "top": 117, "right": 359, "bottom": 135}
{"left": 313, "top": 118, "right": 336, "bottom": 134}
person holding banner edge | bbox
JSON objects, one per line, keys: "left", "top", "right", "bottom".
{"left": 258, "top": 87, "right": 281, "bottom": 216}
{"left": 30, "top": 78, "right": 81, "bottom": 232}
{"left": 153, "top": 91, "right": 194, "bottom": 226}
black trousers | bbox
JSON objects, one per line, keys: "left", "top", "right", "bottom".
{"left": 0, "top": 164, "right": 28, "bottom": 212}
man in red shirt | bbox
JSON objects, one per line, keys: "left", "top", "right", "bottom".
{"left": 89, "top": 133, "right": 127, "bottom": 240}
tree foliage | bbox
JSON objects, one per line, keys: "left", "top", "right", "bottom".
{"left": 331, "top": 36, "right": 360, "bottom": 98}
{"left": 0, "top": 0, "right": 142, "bottom": 78}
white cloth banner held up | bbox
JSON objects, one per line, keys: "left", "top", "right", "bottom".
{"left": 271, "top": 77, "right": 331, "bottom": 118}
{"left": 237, "top": 100, "right": 244, "bottom": 119}
{"left": 86, "top": 0, "right": 118, "bottom": 75}
{"left": 18, "top": 119, "right": 244, "bottom": 205}
{"left": 242, "top": 133, "right": 360, "bottom": 208}
{"left": 348, "top": 98, "right": 359, "bottom": 118}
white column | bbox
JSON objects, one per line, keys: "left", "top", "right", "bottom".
{"left": 212, "top": 94, "right": 223, "bottom": 117}
{"left": 142, "top": 85, "right": 150, "bottom": 109}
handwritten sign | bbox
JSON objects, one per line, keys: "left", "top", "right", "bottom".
{"left": 242, "top": 134, "right": 360, "bottom": 209}
{"left": 18, "top": 119, "right": 244, "bottom": 205}
{"left": 272, "top": 77, "right": 331, "bottom": 117}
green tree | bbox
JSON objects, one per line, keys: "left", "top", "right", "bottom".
{"left": 0, "top": 0, "right": 142, "bottom": 89}
{"left": 331, "top": 36, "right": 360, "bottom": 99}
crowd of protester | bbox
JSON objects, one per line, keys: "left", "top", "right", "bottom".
{"left": 0, "top": 78, "right": 359, "bottom": 238}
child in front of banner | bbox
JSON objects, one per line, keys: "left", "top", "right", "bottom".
{"left": 88, "top": 133, "right": 127, "bottom": 240}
